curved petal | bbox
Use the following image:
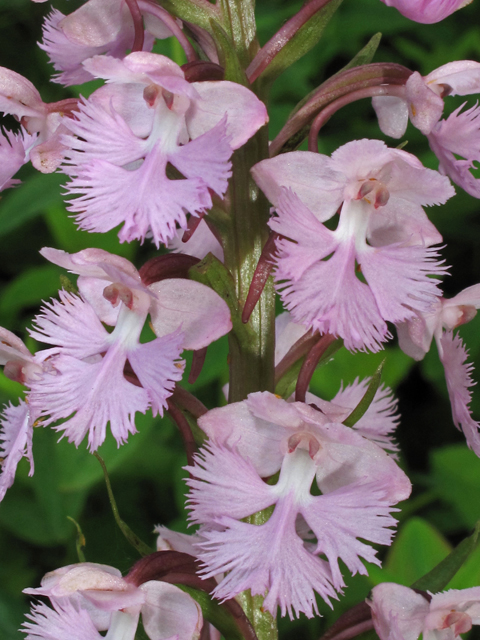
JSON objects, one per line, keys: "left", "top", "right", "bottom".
{"left": 405, "top": 71, "right": 444, "bottom": 135}
{"left": 197, "top": 401, "right": 287, "bottom": 477}
{"left": 186, "top": 443, "right": 275, "bottom": 524}
{"left": 0, "top": 67, "right": 44, "bottom": 119}
{"left": 141, "top": 581, "right": 203, "bottom": 640}
{"left": 381, "top": 0, "right": 471, "bottom": 24}
{"left": 369, "top": 583, "right": 429, "bottom": 640}
{"left": 425, "top": 60, "right": 480, "bottom": 95}
{"left": 372, "top": 95, "right": 409, "bottom": 139}
{"left": 60, "top": 0, "right": 130, "bottom": 47}
{"left": 305, "top": 481, "right": 399, "bottom": 590}
{"left": 187, "top": 81, "right": 268, "bottom": 149}
{"left": 252, "top": 152, "right": 344, "bottom": 220}
{"left": 148, "top": 279, "right": 232, "bottom": 350}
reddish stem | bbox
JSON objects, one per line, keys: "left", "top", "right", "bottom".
{"left": 318, "top": 603, "right": 373, "bottom": 640}
{"left": 274, "top": 329, "right": 316, "bottom": 385}
{"left": 139, "top": 254, "right": 200, "bottom": 285}
{"left": 137, "top": 0, "right": 198, "bottom": 63}
{"left": 171, "top": 385, "right": 208, "bottom": 419}
{"left": 188, "top": 347, "right": 208, "bottom": 384}
{"left": 167, "top": 399, "right": 197, "bottom": 466}
{"left": 295, "top": 333, "right": 337, "bottom": 402}
{"left": 182, "top": 60, "right": 225, "bottom": 82}
{"left": 308, "top": 84, "right": 406, "bottom": 152}
{"left": 246, "top": 0, "right": 334, "bottom": 83}
{"left": 242, "top": 232, "right": 278, "bottom": 324}
{"left": 269, "top": 63, "right": 410, "bottom": 156}
{"left": 125, "top": 0, "right": 145, "bottom": 52}
{"left": 182, "top": 211, "right": 205, "bottom": 243}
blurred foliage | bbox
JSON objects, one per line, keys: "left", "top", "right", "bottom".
{"left": 2, "top": 1, "right": 480, "bottom": 639}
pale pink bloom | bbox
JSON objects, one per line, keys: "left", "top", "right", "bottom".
{"left": 28, "top": 290, "right": 184, "bottom": 451}
{"left": 188, "top": 392, "right": 410, "bottom": 617}
{"left": 372, "top": 61, "right": 480, "bottom": 196}
{"left": 0, "top": 67, "right": 74, "bottom": 172}
{"left": 40, "top": 247, "right": 232, "bottom": 348}
{"left": 380, "top": 0, "right": 473, "bottom": 23}
{"left": 187, "top": 443, "right": 408, "bottom": 618}
{"left": 370, "top": 582, "right": 480, "bottom": 640}
{"left": 0, "top": 128, "right": 36, "bottom": 192}
{"left": 24, "top": 562, "right": 202, "bottom": 640}
{"left": 252, "top": 140, "right": 452, "bottom": 352}
{"left": 196, "top": 391, "right": 410, "bottom": 495}
{"left": 397, "top": 283, "right": 480, "bottom": 455}
{"left": 374, "top": 62, "right": 480, "bottom": 137}
{"left": 62, "top": 52, "right": 267, "bottom": 247}
{"left": 28, "top": 248, "right": 231, "bottom": 450}
{"left": 40, "top": 3, "right": 155, "bottom": 87}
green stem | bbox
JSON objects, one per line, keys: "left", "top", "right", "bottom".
{"left": 214, "top": 3, "right": 277, "bottom": 637}
{"left": 224, "top": 126, "right": 276, "bottom": 403}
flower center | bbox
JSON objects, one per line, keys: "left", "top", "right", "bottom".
{"left": 441, "top": 610, "right": 472, "bottom": 635}
{"left": 356, "top": 178, "right": 390, "bottom": 209}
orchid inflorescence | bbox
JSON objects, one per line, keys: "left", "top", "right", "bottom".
{"left": 1, "top": 1, "right": 480, "bottom": 640}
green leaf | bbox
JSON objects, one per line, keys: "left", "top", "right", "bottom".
{"left": 56, "top": 412, "right": 155, "bottom": 492}
{"left": 430, "top": 444, "right": 480, "bottom": 528}
{"left": 0, "top": 427, "right": 87, "bottom": 545}
{"left": 257, "top": 0, "right": 343, "bottom": 85}
{"left": 0, "top": 172, "right": 64, "bottom": 237}
{"left": 310, "top": 345, "right": 413, "bottom": 399}
{"left": 412, "top": 521, "right": 480, "bottom": 592}
{"left": 381, "top": 518, "right": 452, "bottom": 587}
{"left": 337, "top": 32, "right": 382, "bottom": 73}
{"left": 343, "top": 359, "right": 385, "bottom": 427}
{"left": 0, "top": 265, "right": 62, "bottom": 325}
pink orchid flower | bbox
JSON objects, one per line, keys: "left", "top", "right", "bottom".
{"left": 373, "top": 61, "right": 480, "bottom": 197}
{"left": 39, "top": 0, "right": 157, "bottom": 87}
{"left": 370, "top": 582, "right": 480, "bottom": 640}
{"left": 0, "top": 67, "right": 78, "bottom": 172}
{"left": 27, "top": 247, "right": 232, "bottom": 451}
{"left": 187, "top": 391, "right": 411, "bottom": 618}
{"left": 397, "top": 283, "right": 480, "bottom": 455}
{"left": 23, "top": 562, "right": 202, "bottom": 640}
{"left": 62, "top": 52, "right": 268, "bottom": 247}
{"left": 252, "top": 139, "right": 453, "bottom": 352}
